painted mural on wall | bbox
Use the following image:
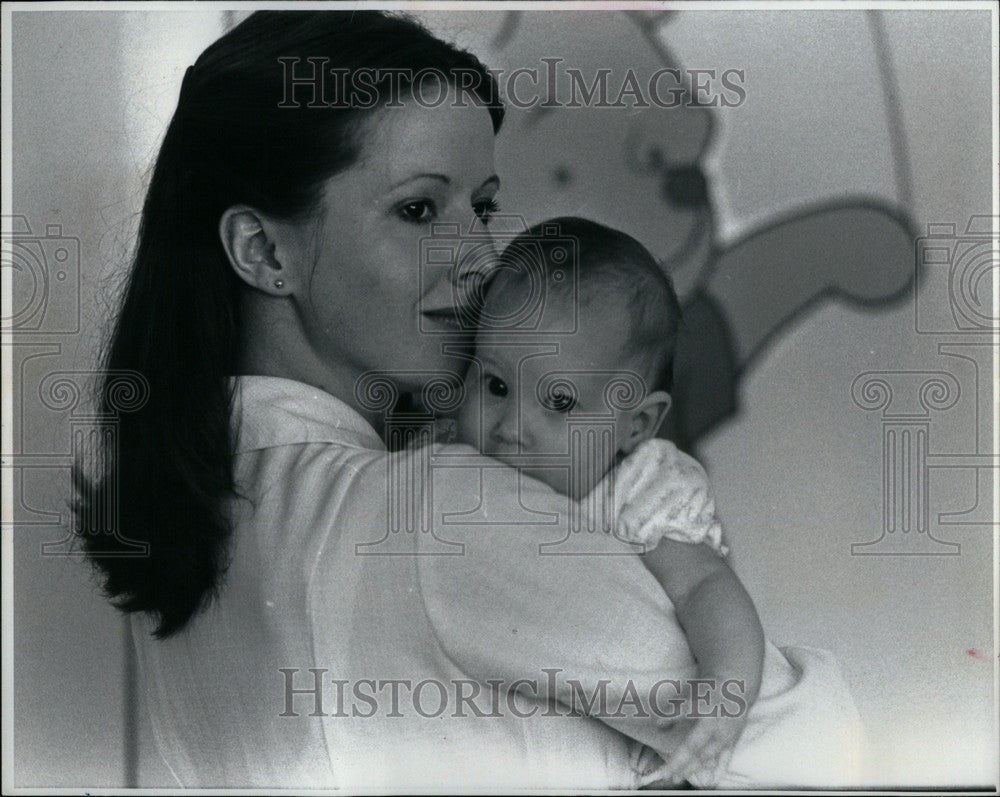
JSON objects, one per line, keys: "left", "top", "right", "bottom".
{"left": 461, "top": 10, "right": 917, "bottom": 454}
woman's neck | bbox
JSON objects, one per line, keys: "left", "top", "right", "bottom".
{"left": 237, "top": 293, "right": 386, "bottom": 436}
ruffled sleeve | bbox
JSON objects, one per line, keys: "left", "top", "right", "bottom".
{"left": 612, "top": 439, "right": 728, "bottom": 555}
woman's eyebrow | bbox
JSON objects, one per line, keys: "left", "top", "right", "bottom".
{"left": 389, "top": 172, "right": 450, "bottom": 191}
{"left": 388, "top": 173, "right": 501, "bottom": 192}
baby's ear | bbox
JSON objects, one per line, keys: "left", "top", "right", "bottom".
{"left": 620, "top": 390, "right": 672, "bottom": 455}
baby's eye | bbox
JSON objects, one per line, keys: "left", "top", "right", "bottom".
{"left": 472, "top": 197, "right": 500, "bottom": 225}
{"left": 542, "top": 386, "right": 577, "bottom": 413}
{"left": 398, "top": 199, "right": 437, "bottom": 224}
{"left": 485, "top": 374, "right": 508, "bottom": 398}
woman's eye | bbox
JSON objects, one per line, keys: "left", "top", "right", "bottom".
{"left": 543, "top": 388, "right": 576, "bottom": 413}
{"left": 485, "top": 374, "right": 508, "bottom": 398}
{"left": 399, "top": 200, "right": 436, "bottom": 223}
{"left": 473, "top": 197, "right": 500, "bottom": 225}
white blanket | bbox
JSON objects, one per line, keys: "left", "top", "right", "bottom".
{"left": 700, "top": 642, "right": 867, "bottom": 788}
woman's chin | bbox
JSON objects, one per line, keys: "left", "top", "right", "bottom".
{"left": 374, "top": 348, "right": 469, "bottom": 386}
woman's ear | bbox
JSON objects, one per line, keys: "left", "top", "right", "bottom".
{"left": 218, "top": 205, "right": 293, "bottom": 296}
{"left": 620, "top": 390, "right": 672, "bottom": 455}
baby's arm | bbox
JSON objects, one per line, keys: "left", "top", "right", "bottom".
{"left": 635, "top": 540, "right": 765, "bottom": 786}
{"left": 612, "top": 438, "right": 763, "bottom": 694}
{"left": 643, "top": 538, "right": 764, "bottom": 705}
{"left": 609, "top": 439, "right": 765, "bottom": 785}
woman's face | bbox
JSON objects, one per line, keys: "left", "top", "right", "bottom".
{"left": 294, "top": 83, "right": 499, "bottom": 392}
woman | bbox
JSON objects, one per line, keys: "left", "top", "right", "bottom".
{"left": 75, "top": 11, "right": 700, "bottom": 789}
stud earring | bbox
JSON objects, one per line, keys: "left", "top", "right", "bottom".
{"left": 274, "top": 279, "right": 285, "bottom": 290}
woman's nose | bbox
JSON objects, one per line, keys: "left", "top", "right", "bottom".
{"left": 454, "top": 239, "right": 500, "bottom": 321}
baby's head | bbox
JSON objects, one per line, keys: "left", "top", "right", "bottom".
{"left": 457, "top": 217, "right": 681, "bottom": 499}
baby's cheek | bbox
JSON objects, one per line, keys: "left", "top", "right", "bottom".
{"left": 455, "top": 384, "right": 482, "bottom": 449}
{"left": 534, "top": 415, "right": 570, "bottom": 455}
{"left": 613, "top": 412, "right": 632, "bottom": 453}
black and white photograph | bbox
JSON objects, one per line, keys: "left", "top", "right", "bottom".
{"left": 2, "top": 1, "right": 998, "bottom": 792}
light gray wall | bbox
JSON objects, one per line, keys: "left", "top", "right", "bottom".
{"left": 11, "top": 11, "right": 129, "bottom": 786}
{"left": 8, "top": 10, "right": 222, "bottom": 787}
{"left": 9, "top": 8, "right": 996, "bottom": 788}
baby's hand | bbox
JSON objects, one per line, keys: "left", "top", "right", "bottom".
{"left": 636, "top": 710, "right": 749, "bottom": 788}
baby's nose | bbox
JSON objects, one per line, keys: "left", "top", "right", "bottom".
{"left": 490, "top": 414, "right": 527, "bottom": 450}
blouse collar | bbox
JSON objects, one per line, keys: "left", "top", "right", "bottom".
{"left": 231, "top": 376, "right": 385, "bottom": 453}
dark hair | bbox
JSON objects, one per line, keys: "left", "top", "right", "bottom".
{"left": 74, "top": 11, "right": 503, "bottom": 639}
{"left": 497, "top": 217, "right": 682, "bottom": 394}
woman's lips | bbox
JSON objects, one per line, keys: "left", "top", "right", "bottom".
{"left": 422, "top": 308, "right": 475, "bottom": 332}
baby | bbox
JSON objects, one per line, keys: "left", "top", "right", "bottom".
{"left": 451, "top": 217, "right": 764, "bottom": 786}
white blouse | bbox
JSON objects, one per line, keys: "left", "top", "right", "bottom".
{"left": 131, "top": 375, "right": 701, "bottom": 789}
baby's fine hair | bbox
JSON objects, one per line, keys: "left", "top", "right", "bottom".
{"left": 497, "top": 216, "right": 682, "bottom": 394}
